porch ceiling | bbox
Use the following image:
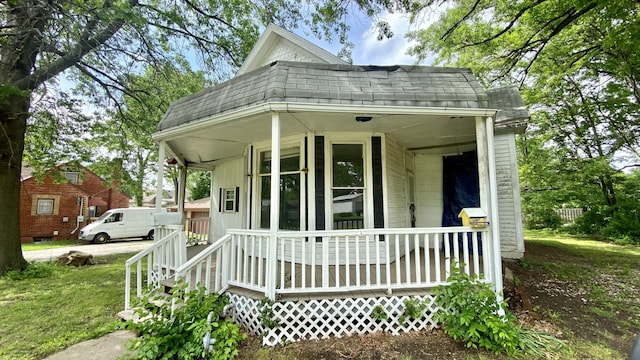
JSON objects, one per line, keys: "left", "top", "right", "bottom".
{"left": 165, "top": 110, "right": 478, "bottom": 168}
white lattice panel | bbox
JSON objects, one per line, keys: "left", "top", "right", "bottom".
{"left": 226, "top": 293, "right": 265, "bottom": 337}
{"left": 225, "top": 292, "right": 439, "bottom": 346}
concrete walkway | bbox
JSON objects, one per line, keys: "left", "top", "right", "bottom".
{"left": 24, "top": 240, "right": 153, "bottom": 262}
{"left": 44, "top": 330, "right": 137, "bottom": 360}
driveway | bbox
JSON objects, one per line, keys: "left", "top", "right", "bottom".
{"left": 24, "top": 240, "right": 154, "bottom": 262}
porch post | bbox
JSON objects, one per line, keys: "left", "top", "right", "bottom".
{"left": 485, "top": 116, "right": 504, "bottom": 301}
{"left": 177, "top": 166, "right": 187, "bottom": 222}
{"left": 475, "top": 117, "right": 504, "bottom": 302}
{"left": 266, "top": 111, "right": 281, "bottom": 300}
{"left": 207, "top": 169, "right": 215, "bottom": 245}
{"left": 155, "top": 141, "right": 166, "bottom": 214}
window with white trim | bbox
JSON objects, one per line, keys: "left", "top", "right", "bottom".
{"left": 332, "top": 143, "right": 365, "bottom": 229}
{"left": 223, "top": 188, "right": 236, "bottom": 212}
{"left": 36, "top": 199, "right": 54, "bottom": 215}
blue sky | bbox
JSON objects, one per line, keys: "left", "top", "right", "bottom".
{"left": 295, "top": 12, "right": 434, "bottom": 66}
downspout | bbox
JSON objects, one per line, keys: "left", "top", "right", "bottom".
{"left": 70, "top": 195, "right": 83, "bottom": 235}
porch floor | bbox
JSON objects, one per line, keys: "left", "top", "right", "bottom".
{"left": 184, "top": 244, "right": 486, "bottom": 302}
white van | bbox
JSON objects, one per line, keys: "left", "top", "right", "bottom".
{"left": 78, "top": 208, "right": 163, "bottom": 243}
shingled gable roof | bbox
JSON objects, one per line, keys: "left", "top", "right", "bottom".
{"left": 237, "top": 23, "right": 347, "bottom": 75}
{"left": 158, "top": 61, "right": 502, "bottom": 131}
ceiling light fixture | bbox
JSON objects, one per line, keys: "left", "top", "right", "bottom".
{"left": 355, "top": 116, "right": 372, "bottom": 122}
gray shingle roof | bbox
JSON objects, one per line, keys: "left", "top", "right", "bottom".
{"left": 158, "top": 61, "right": 527, "bottom": 132}
{"left": 487, "top": 86, "right": 529, "bottom": 133}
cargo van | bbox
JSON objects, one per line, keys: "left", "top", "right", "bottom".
{"left": 78, "top": 208, "right": 164, "bottom": 243}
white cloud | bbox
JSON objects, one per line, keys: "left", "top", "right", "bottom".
{"left": 352, "top": 12, "right": 435, "bottom": 66}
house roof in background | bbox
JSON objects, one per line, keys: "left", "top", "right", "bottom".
{"left": 168, "top": 197, "right": 210, "bottom": 210}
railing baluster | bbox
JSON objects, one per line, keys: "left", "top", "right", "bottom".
{"left": 355, "top": 235, "right": 361, "bottom": 287}
{"left": 413, "top": 233, "right": 421, "bottom": 284}
{"left": 280, "top": 236, "right": 285, "bottom": 289}
{"left": 290, "top": 237, "right": 295, "bottom": 290}
{"left": 424, "top": 233, "right": 430, "bottom": 284}
{"left": 345, "top": 235, "right": 350, "bottom": 288}
{"left": 311, "top": 235, "right": 316, "bottom": 288}
{"left": 404, "top": 234, "right": 411, "bottom": 284}
{"left": 335, "top": 235, "right": 340, "bottom": 288}
{"left": 394, "top": 234, "right": 401, "bottom": 285}
{"left": 301, "top": 236, "right": 307, "bottom": 289}
{"left": 434, "top": 233, "right": 441, "bottom": 283}
{"left": 257, "top": 235, "right": 264, "bottom": 287}
{"left": 242, "top": 235, "right": 248, "bottom": 283}
{"left": 384, "top": 234, "right": 390, "bottom": 288}
{"left": 472, "top": 231, "right": 480, "bottom": 277}
{"left": 463, "top": 232, "right": 470, "bottom": 275}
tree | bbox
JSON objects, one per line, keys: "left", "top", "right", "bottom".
{"left": 88, "top": 59, "right": 208, "bottom": 206}
{"left": 405, "top": 0, "right": 640, "bottom": 237}
{"left": 0, "top": 0, "right": 417, "bottom": 274}
{"left": 189, "top": 171, "right": 212, "bottom": 201}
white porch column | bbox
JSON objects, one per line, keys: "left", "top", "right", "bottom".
{"left": 155, "top": 141, "right": 166, "bottom": 214}
{"left": 207, "top": 169, "right": 215, "bottom": 245}
{"left": 266, "top": 112, "right": 281, "bottom": 300}
{"left": 485, "top": 116, "right": 504, "bottom": 300}
{"left": 475, "top": 118, "right": 490, "bottom": 215}
{"left": 177, "top": 166, "right": 187, "bottom": 222}
{"left": 475, "top": 117, "right": 504, "bottom": 302}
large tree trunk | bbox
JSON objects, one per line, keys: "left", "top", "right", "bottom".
{"left": 0, "top": 94, "right": 29, "bottom": 274}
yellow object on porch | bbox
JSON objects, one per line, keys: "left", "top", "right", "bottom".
{"left": 458, "top": 208, "right": 489, "bottom": 228}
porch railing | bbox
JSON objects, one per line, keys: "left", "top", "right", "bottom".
{"left": 185, "top": 217, "right": 210, "bottom": 245}
{"left": 124, "top": 225, "right": 187, "bottom": 309}
{"left": 172, "top": 226, "right": 491, "bottom": 298}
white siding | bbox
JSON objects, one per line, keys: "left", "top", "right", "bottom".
{"left": 260, "top": 40, "right": 322, "bottom": 67}
{"left": 493, "top": 133, "right": 524, "bottom": 259}
{"left": 211, "top": 158, "right": 245, "bottom": 240}
{"left": 414, "top": 154, "right": 443, "bottom": 227}
{"left": 385, "top": 136, "right": 408, "bottom": 228}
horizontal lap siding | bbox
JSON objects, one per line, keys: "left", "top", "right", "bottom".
{"left": 493, "top": 133, "right": 524, "bottom": 258}
{"left": 414, "top": 154, "right": 443, "bottom": 228}
{"left": 385, "top": 136, "right": 408, "bottom": 228}
{"left": 212, "top": 158, "right": 245, "bottom": 241}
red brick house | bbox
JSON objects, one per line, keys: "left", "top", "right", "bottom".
{"left": 20, "top": 163, "right": 131, "bottom": 243}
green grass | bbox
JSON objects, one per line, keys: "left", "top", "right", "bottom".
{"left": 22, "top": 239, "right": 81, "bottom": 251}
{"left": 0, "top": 253, "right": 132, "bottom": 360}
{"left": 524, "top": 229, "right": 640, "bottom": 359}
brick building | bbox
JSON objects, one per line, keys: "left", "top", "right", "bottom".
{"left": 20, "top": 163, "right": 131, "bottom": 243}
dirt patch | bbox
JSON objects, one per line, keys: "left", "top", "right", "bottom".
{"left": 238, "top": 240, "right": 639, "bottom": 359}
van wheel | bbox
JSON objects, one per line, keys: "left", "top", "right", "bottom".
{"left": 146, "top": 230, "right": 154, "bottom": 241}
{"left": 94, "top": 233, "right": 109, "bottom": 244}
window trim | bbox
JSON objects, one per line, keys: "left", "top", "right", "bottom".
{"left": 64, "top": 172, "right": 80, "bottom": 184}
{"left": 223, "top": 188, "right": 236, "bottom": 213}
{"left": 253, "top": 138, "right": 305, "bottom": 230}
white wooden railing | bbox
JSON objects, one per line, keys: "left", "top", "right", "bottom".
{"left": 124, "top": 226, "right": 187, "bottom": 309}
{"left": 173, "top": 227, "right": 491, "bottom": 299}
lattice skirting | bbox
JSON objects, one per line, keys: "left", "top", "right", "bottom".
{"left": 226, "top": 292, "right": 439, "bottom": 346}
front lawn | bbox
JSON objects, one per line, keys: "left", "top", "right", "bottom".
{"left": 0, "top": 254, "right": 129, "bottom": 360}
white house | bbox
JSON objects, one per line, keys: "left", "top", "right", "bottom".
{"left": 124, "top": 24, "right": 528, "bottom": 346}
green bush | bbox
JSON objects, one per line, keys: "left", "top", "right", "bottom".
{"left": 434, "top": 265, "right": 565, "bottom": 357}
{"left": 434, "top": 265, "right": 520, "bottom": 355}
{"left": 125, "top": 283, "right": 245, "bottom": 360}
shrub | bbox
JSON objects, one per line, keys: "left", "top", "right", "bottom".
{"left": 434, "top": 264, "right": 565, "bottom": 357}
{"left": 125, "top": 283, "right": 245, "bottom": 360}
{"left": 434, "top": 265, "right": 520, "bottom": 355}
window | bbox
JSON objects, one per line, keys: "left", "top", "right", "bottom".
{"left": 36, "top": 199, "right": 54, "bottom": 215}
{"left": 258, "top": 147, "right": 301, "bottom": 230}
{"left": 224, "top": 188, "right": 236, "bottom": 212}
{"left": 332, "top": 144, "right": 365, "bottom": 229}
{"left": 105, "top": 212, "right": 123, "bottom": 223}
{"left": 64, "top": 172, "right": 79, "bottom": 184}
